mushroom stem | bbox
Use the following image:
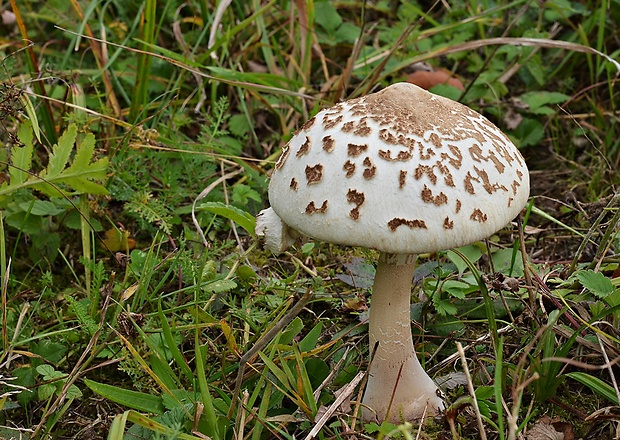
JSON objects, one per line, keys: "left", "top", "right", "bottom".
{"left": 362, "top": 252, "right": 444, "bottom": 423}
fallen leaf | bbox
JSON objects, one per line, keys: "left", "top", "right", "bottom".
{"left": 101, "top": 228, "right": 136, "bottom": 252}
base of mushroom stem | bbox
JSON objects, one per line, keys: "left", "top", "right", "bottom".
{"left": 361, "top": 394, "right": 444, "bottom": 424}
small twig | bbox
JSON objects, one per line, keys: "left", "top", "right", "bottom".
{"left": 456, "top": 342, "right": 487, "bottom": 440}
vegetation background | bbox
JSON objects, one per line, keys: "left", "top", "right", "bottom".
{"left": 0, "top": 0, "right": 619, "bottom": 438}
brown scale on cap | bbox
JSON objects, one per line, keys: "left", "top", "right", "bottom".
{"left": 378, "top": 149, "right": 412, "bottom": 162}
{"left": 443, "top": 217, "right": 454, "bottom": 229}
{"left": 429, "top": 132, "right": 442, "bottom": 148}
{"left": 474, "top": 166, "right": 508, "bottom": 194}
{"left": 469, "top": 144, "right": 505, "bottom": 174}
{"left": 348, "top": 143, "right": 369, "bottom": 157}
{"left": 322, "top": 135, "right": 335, "bottom": 153}
{"left": 306, "top": 200, "right": 328, "bottom": 214}
{"left": 418, "top": 144, "right": 436, "bottom": 160}
{"left": 387, "top": 218, "right": 428, "bottom": 231}
{"left": 456, "top": 199, "right": 462, "bottom": 213}
{"left": 435, "top": 162, "right": 455, "bottom": 187}
{"left": 354, "top": 117, "right": 372, "bottom": 136}
{"left": 290, "top": 178, "right": 298, "bottom": 191}
{"left": 347, "top": 189, "right": 365, "bottom": 220}
{"left": 399, "top": 170, "right": 407, "bottom": 189}
{"left": 322, "top": 114, "right": 343, "bottom": 129}
{"left": 379, "top": 129, "right": 399, "bottom": 145}
{"left": 342, "top": 121, "right": 355, "bottom": 132}
{"left": 464, "top": 171, "right": 478, "bottom": 194}
{"left": 363, "top": 157, "right": 377, "bottom": 179}
{"left": 305, "top": 164, "right": 323, "bottom": 185}
{"left": 299, "top": 116, "right": 316, "bottom": 131}
{"left": 343, "top": 160, "right": 356, "bottom": 177}
{"left": 274, "top": 146, "right": 290, "bottom": 170}
{"left": 470, "top": 208, "right": 488, "bottom": 222}
{"left": 296, "top": 137, "right": 311, "bottom": 157}
{"left": 445, "top": 145, "right": 463, "bottom": 168}
{"left": 421, "top": 185, "right": 448, "bottom": 205}
{"left": 415, "top": 164, "right": 438, "bottom": 184}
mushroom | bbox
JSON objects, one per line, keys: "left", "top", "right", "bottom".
{"left": 256, "top": 83, "right": 530, "bottom": 423}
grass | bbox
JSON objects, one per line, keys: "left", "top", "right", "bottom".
{"left": 0, "top": 0, "right": 620, "bottom": 438}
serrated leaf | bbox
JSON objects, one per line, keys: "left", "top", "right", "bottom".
{"left": 0, "top": 123, "right": 109, "bottom": 199}
{"left": 10, "top": 121, "right": 35, "bottom": 185}
{"left": 38, "top": 383, "right": 56, "bottom": 400}
{"left": 66, "top": 132, "right": 96, "bottom": 171}
{"left": 44, "top": 124, "right": 77, "bottom": 178}
{"left": 433, "top": 298, "right": 457, "bottom": 316}
{"left": 66, "top": 384, "right": 83, "bottom": 399}
{"left": 575, "top": 269, "right": 615, "bottom": 298}
{"left": 36, "top": 364, "right": 57, "bottom": 378}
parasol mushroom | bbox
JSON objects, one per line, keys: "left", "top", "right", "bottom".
{"left": 256, "top": 82, "right": 530, "bottom": 423}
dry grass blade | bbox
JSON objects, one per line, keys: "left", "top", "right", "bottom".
{"left": 419, "top": 37, "right": 620, "bottom": 72}
{"left": 456, "top": 342, "right": 487, "bottom": 440}
{"left": 305, "top": 371, "right": 365, "bottom": 440}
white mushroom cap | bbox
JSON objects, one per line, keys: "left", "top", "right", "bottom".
{"left": 268, "top": 82, "right": 529, "bottom": 254}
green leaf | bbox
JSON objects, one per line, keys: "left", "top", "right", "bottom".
{"left": 193, "top": 201, "right": 256, "bottom": 235}
{"left": 566, "top": 372, "right": 619, "bottom": 405}
{"left": 314, "top": 1, "right": 342, "bottom": 32}
{"left": 84, "top": 378, "right": 165, "bottom": 414}
{"left": 38, "top": 383, "right": 56, "bottom": 400}
{"left": 491, "top": 248, "right": 524, "bottom": 276}
{"left": 299, "top": 322, "right": 322, "bottom": 353}
{"left": 575, "top": 270, "right": 615, "bottom": 298}
{"left": 0, "top": 123, "right": 109, "bottom": 200}
{"left": 44, "top": 124, "right": 76, "bottom": 178}
{"left": 433, "top": 298, "right": 458, "bottom": 316}
{"left": 66, "top": 384, "right": 83, "bottom": 399}
{"left": 520, "top": 91, "right": 570, "bottom": 113}
{"left": 475, "top": 385, "right": 495, "bottom": 400}
{"left": 10, "top": 121, "right": 35, "bottom": 185}
{"left": 447, "top": 244, "right": 483, "bottom": 274}
{"left": 512, "top": 118, "right": 544, "bottom": 147}
{"left": 17, "top": 200, "right": 67, "bottom": 216}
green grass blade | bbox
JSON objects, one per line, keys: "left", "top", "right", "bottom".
{"left": 194, "top": 327, "right": 219, "bottom": 439}
{"left": 129, "top": 0, "right": 157, "bottom": 122}
{"left": 494, "top": 337, "right": 505, "bottom": 440}
{"left": 158, "top": 302, "right": 195, "bottom": 383}
{"left": 566, "top": 372, "right": 619, "bottom": 405}
{"left": 84, "top": 379, "right": 164, "bottom": 414}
